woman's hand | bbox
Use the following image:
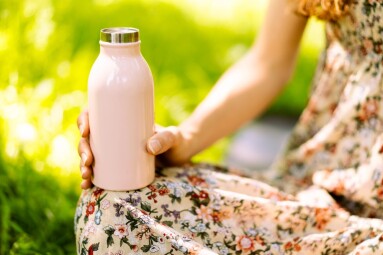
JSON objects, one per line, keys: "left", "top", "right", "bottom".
{"left": 77, "top": 110, "right": 191, "bottom": 189}
{"left": 77, "top": 109, "right": 94, "bottom": 189}
{"left": 146, "top": 125, "right": 191, "bottom": 167}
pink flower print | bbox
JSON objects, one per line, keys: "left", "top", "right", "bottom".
{"left": 113, "top": 224, "right": 129, "bottom": 239}
{"left": 196, "top": 205, "right": 212, "bottom": 222}
{"left": 83, "top": 220, "right": 97, "bottom": 237}
{"left": 101, "top": 199, "right": 110, "bottom": 210}
{"left": 236, "top": 235, "right": 255, "bottom": 254}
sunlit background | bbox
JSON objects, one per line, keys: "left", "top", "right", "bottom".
{"left": 0, "top": 0, "right": 324, "bottom": 253}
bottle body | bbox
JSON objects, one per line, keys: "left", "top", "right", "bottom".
{"left": 88, "top": 40, "right": 154, "bottom": 191}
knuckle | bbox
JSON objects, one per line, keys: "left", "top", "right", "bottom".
{"left": 166, "top": 132, "right": 176, "bottom": 145}
{"left": 79, "top": 138, "right": 89, "bottom": 152}
{"left": 79, "top": 137, "right": 87, "bottom": 146}
{"left": 161, "top": 132, "right": 173, "bottom": 147}
{"left": 77, "top": 141, "right": 83, "bottom": 154}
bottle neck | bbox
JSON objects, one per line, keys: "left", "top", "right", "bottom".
{"left": 99, "top": 41, "right": 141, "bottom": 56}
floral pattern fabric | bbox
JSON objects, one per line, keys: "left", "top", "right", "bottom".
{"left": 271, "top": 0, "right": 383, "bottom": 217}
{"left": 75, "top": 1, "right": 383, "bottom": 254}
{"left": 75, "top": 167, "right": 383, "bottom": 255}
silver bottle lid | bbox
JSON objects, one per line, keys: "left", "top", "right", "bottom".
{"left": 100, "top": 27, "right": 139, "bottom": 43}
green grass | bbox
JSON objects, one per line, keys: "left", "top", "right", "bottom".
{"left": 0, "top": 155, "right": 79, "bottom": 254}
{"left": 0, "top": 0, "right": 323, "bottom": 253}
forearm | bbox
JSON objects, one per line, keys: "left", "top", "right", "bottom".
{"left": 174, "top": 0, "right": 307, "bottom": 161}
{"left": 179, "top": 49, "right": 292, "bottom": 159}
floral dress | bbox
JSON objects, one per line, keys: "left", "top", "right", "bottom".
{"left": 75, "top": 1, "right": 383, "bottom": 254}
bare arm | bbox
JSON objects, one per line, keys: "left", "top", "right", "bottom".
{"left": 175, "top": 0, "right": 308, "bottom": 161}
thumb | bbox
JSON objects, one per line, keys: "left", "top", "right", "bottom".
{"left": 146, "top": 126, "right": 180, "bottom": 155}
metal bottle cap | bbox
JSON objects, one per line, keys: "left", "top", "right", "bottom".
{"left": 100, "top": 27, "right": 140, "bottom": 43}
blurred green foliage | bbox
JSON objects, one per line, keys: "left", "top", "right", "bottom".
{"left": 0, "top": 0, "right": 324, "bottom": 253}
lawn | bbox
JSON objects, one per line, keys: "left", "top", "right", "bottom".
{"left": 0, "top": 0, "right": 324, "bottom": 254}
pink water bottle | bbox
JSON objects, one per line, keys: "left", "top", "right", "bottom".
{"left": 88, "top": 27, "right": 155, "bottom": 191}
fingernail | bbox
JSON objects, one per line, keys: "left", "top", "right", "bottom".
{"left": 81, "top": 153, "right": 88, "bottom": 166}
{"left": 79, "top": 124, "right": 84, "bottom": 135}
{"left": 148, "top": 139, "right": 161, "bottom": 154}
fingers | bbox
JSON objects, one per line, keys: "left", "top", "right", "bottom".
{"left": 80, "top": 165, "right": 93, "bottom": 189}
{"left": 77, "top": 109, "right": 93, "bottom": 190}
{"left": 81, "top": 179, "right": 93, "bottom": 189}
{"left": 78, "top": 137, "right": 94, "bottom": 190}
{"left": 77, "top": 109, "right": 90, "bottom": 137}
{"left": 147, "top": 126, "right": 180, "bottom": 155}
{"left": 78, "top": 138, "right": 94, "bottom": 167}
{"left": 80, "top": 166, "right": 92, "bottom": 179}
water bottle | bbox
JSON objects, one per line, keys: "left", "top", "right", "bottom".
{"left": 88, "top": 27, "right": 155, "bottom": 190}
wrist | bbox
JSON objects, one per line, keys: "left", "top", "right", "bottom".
{"left": 170, "top": 123, "right": 198, "bottom": 164}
